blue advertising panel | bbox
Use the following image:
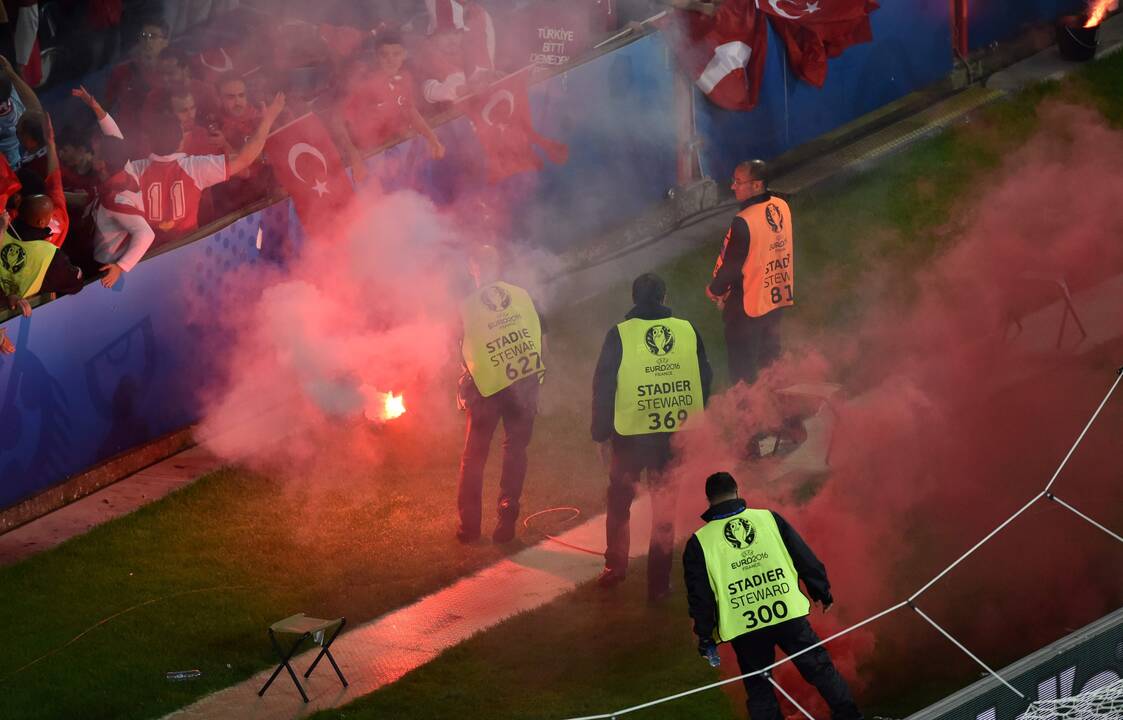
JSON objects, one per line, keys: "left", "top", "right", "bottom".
{"left": 696, "top": 0, "right": 953, "bottom": 183}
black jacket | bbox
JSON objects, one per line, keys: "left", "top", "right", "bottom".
{"left": 708, "top": 192, "right": 772, "bottom": 323}
{"left": 590, "top": 301, "right": 713, "bottom": 443}
{"left": 682, "top": 498, "right": 833, "bottom": 641}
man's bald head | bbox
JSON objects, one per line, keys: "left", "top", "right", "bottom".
{"left": 732, "top": 159, "right": 768, "bottom": 202}
{"left": 21, "top": 194, "right": 55, "bottom": 229}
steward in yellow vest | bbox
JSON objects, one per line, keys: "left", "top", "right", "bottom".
{"left": 683, "top": 472, "right": 863, "bottom": 720}
{"left": 708, "top": 159, "right": 792, "bottom": 386}
{"left": 1, "top": 201, "right": 85, "bottom": 317}
{"left": 455, "top": 246, "right": 546, "bottom": 545}
{"left": 592, "top": 272, "right": 713, "bottom": 602}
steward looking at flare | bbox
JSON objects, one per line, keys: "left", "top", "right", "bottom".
{"left": 684, "top": 471, "right": 863, "bottom": 720}
{"left": 455, "top": 245, "right": 546, "bottom": 545}
{"left": 592, "top": 272, "right": 712, "bottom": 603}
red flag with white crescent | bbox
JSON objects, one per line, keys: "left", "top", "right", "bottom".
{"left": 466, "top": 71, "right": 568, "bottom": 184}
{"left": 265, "top": 113, "right": 354, "bottom": 230}
{"left": 759, "top": 0, "right": 879, "bottom": 87}
{"left": 660, "top": 0, "right": 769, "bottom": 111}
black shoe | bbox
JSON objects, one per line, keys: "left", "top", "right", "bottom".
{"left": 596, "top": 568, "right": 626, "bottom": 589}
{"left": 492, "top": 521, "right": 516, "bottom": 544}
{"left": 456, "top": 529, "right": 480, "bottom": 544}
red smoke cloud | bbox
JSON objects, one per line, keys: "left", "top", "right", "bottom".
{"left": 672, "top": 103, "right": 1123, "bottom": 715}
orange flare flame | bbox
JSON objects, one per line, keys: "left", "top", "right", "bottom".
{"left": 1086, "top": 0, "right": 1115, "bottom": 27}
{"left": 361, "top": 385, "right": 407, "bottom": 423}
{"left": 383, "top": 392, "right": 406, "bottom": 420}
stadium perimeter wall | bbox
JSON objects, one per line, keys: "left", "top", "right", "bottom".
{"left": 0, "top": 2, "right": 1042, "bottom": 511}
{"left": 969, "top": 0, "right": 1086, "bottom": 50}
{"left": 906, "top": 605, "right": 1123, "bottom": 720}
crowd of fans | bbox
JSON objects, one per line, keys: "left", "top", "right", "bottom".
{"left": 0, "top": 0, "right": 670, "bottom": 351}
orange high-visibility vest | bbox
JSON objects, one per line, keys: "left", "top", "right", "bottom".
{"left": 713, "top": 196, "right": 794, "bottom": 318}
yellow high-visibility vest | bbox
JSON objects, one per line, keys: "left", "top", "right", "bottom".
{"left": 0, "top": 233, "right": 56, "bottom": 299}
{"left": 712, "top": 196, "right": 794, "bottom": 317}
{"left": 694, "top": 507, "right": 810, "bottom": 642}
{"left": 461, "top": 281, "right": 544, "bottom": 397}
{"left": 613, "top": 317, "right": 703, "bottom": 436}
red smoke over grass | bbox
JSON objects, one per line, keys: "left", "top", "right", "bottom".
{"left": 193, "top": 189, "right": 470, "bottom": 491}
{"left": 673, "top": 103, "right": 1123, "bottom": 715}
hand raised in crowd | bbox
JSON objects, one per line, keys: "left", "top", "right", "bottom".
{"left": 0, "top": 327, "right": 13, "bottom": 354}
{"left": 262, "top": 93, "right": 286, "bottom": 126}
{"left": 6, "top": 294, "right": 31, "bottom": 318}
{"left": 99, "top": 263, "right": 124, "bottom": 289}
{"left": 72, "top": 85, "right": 108, "bottom": 119}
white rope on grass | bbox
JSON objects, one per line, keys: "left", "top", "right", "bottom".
{"left": 1047, "top": 493, "right": 1123, "bottom": 545}
{"left": 768, "top": 673, "right": 818, "bottom": 720}
{"left": 564, "top": 604, "right": 911, "bottom": 720}
{"left": 560, "top": 370, "right": 1122, "bottom": 720}
{"left": 909, "top": 603, "right": 1024, "bottom": 699}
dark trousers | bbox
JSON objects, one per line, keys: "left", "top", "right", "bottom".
{"left": 724, "top": 309, "right": 783, "bottom": 386}
{"left": 731, "top": 617, "right": 862, "bottom": 720}
{"left": 456, "top": 377, "right": 539, "bottom": 537}
{"left": 604, "top": 435, "right": 678, "bottom": 594}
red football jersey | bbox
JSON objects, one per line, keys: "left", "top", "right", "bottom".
{"left": 125, "top": 153, "right": 227, "bottom": 235}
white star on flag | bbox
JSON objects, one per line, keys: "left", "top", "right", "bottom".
{"left": 312, "top": 179, "right": 330, "bottom": 197}
{"left": 805, "top": 1, "right": 820, "bottom": 12}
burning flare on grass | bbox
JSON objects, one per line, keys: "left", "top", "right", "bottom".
{"left": 360, "top": 385, "right": 407, "bottom": 423}
{"left": 1085, "top": 0, "right": 1116, "bottom": 27}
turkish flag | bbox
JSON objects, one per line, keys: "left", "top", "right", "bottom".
{"left": 660, "top": 0, "right": 769, "bottom": 111}
{"left": 466, "top": 71, "right": 568, "bottom": 184}
{"left": 265, "top": 112, "right": 354, "bottom": 230}
{"left": 760, "top": 0, "right": 879, "bottom": 87}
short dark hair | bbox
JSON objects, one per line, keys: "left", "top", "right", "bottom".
{"left": 99, "top": 136, "right": 133, "bottom": 175}
{"left": 16, "top": 166, "right": 45, "bottom": 196}
{"left": 58, "top": 123, "right": 94, "bottom": 152}
{"left": 632, "top": 272, "right": 666, "bottom": 306}
{"left": 148, "top": 112, "right": 184, "bottom": 155}
{"left": 140, "top": 18, "right": 170, "bottom": 39}
{"left": 0, "top": 75, "right": 12, "bottom": 103}
{"left": 705, "top": 472, "right": 738, "bottom": 501}
{"left": 375, "top": 29, "right": 404, "bottom": 49}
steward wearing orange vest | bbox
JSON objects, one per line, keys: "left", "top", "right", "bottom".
{"left": 708, "top": 160, "right": 792, "bottom": 385}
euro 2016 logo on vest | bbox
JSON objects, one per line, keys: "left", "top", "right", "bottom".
{"left": 644, "top": 324, "right": 675, "bottom": 356}
{"left": 481, "top": 285, "right": 512, "bottom": 312}
{"left": 723, "top": 518, "right": 756, "bottom": 549}
{"left": 765, "top": 203, "right": 784, "bottom": 233}
{"left": 1, "top": 243, "right": 27, "bottom": 274}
